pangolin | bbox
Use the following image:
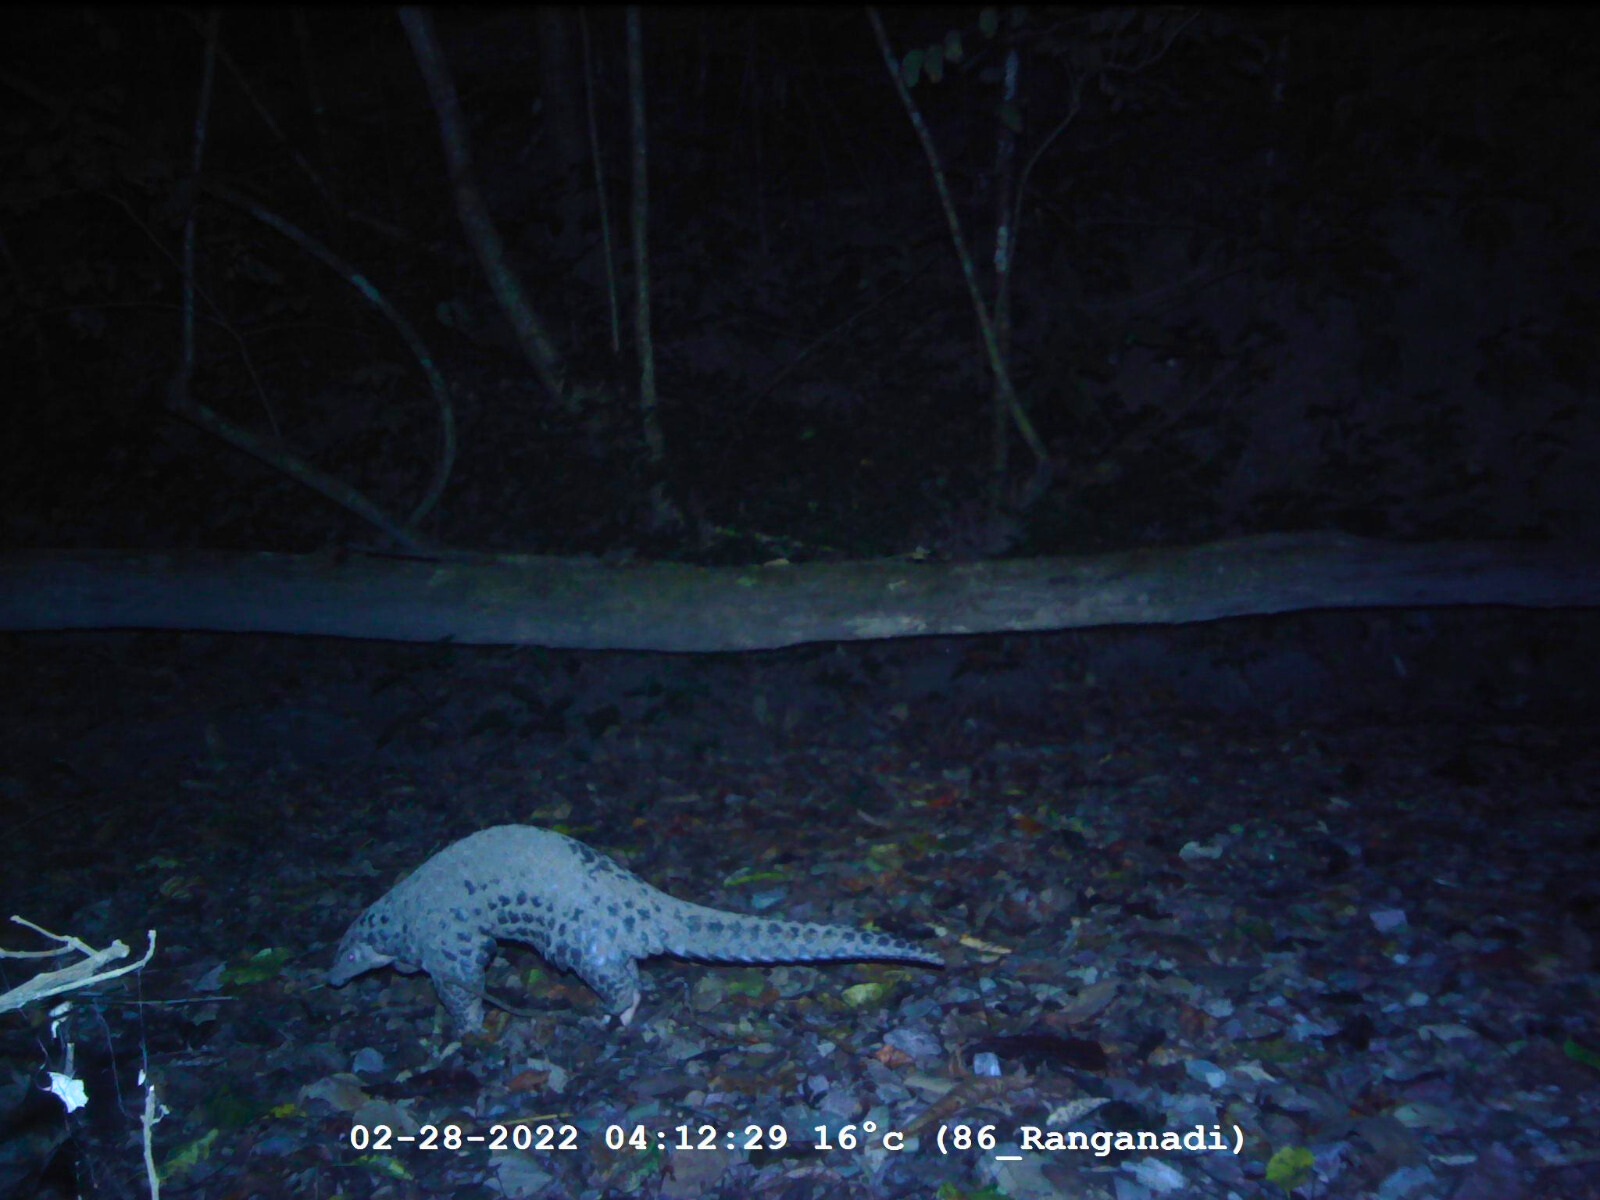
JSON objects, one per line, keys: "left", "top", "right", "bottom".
{"left": 328, "top": 825, "right": 942, "bottom": 1031}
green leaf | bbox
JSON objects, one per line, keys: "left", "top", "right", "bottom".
{"left": 723, "top": 971, "right": 767, "bottom": 998}
{"left": 199, "top": 1090, "right": 273, "bottom": 1132}
{"left": 222, "top": 947, "right": 293, "bottom": 986}
{"left": 353, "top": 1154, "right": 412, "bottom": 1180}
{"left": 944, "top": 31, "right": 964, "bottom": 63}
{"left": 1265, "top": 1145, "right": 1314, "bottom": 1189}
{"left": 724, "top": 866, "right": 789, "bottom": 886}
{"left": 926, "top": 44, "right": 945, "bottom": 83}
{"left": 979, "top": 8, "right": 999, "bottom": 38}
{"left": 842, "top": 981, "right": 892, "bottom": 1007}
{"left": 1565, "top": 1037, "right": 1600, "bottom": 1071}
{"left": 159, "top": 1130, "right": 219, "bottom": 1182}
{"left": 901, "top": 48, "right": 923, "bottom": 88}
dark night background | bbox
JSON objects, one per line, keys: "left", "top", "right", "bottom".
{"left": 4, "top": 7, "right": 1596, "bottom": 556}
{"left": 2, "top": 9, "right": 1599, "bottom": 1200}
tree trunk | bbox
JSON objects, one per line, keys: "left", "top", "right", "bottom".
{"left": 2, "top": 534, "right": 1596, "bottom": 652}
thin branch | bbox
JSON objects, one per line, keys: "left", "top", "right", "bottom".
{"left": 865, "top": 8, "right": 1048, "bottom": 471}
{"left": 399, "top": 6, "right": 570, "bottom": 406}
{"left": 0, "top": 918, "right": 157, "bottom": 1015}
{"left": 196, "top": 179, "right": 456, "bottom": 534}
{"left": 580, "top": 10, "right": 622, "bottom": 356}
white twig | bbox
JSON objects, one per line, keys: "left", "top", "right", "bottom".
{"left": 0, "top": 917, "right": 157, "bottom": 1015}
{"left": 142, "top": 1073, "right": 167, "bottom": 1199}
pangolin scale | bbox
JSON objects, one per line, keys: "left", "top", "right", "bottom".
{"left": 328, "top": 825, "right": 942, "bottom": 1031}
